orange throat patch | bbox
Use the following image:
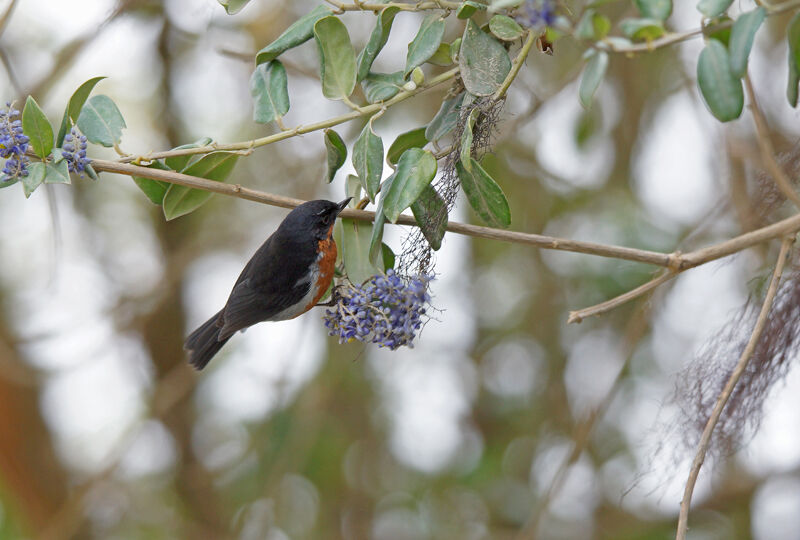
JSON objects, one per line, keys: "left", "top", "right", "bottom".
{"left": 306, "top": 236, "right": 336, "bottom": 311}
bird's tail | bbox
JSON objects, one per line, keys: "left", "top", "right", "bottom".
{"left": 184, "top": 310, "right": 230, "bottom": 370}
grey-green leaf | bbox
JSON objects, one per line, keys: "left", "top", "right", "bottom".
{"left": 456, "top": 157, "right": 511, "bottom": 228}
{"left": 382, "top": 148, "right": 437, "bottom": 223}
{"left": 697, "top": 0, "right": 733, "bottom": 18}
{"left": 387, "top": 126, "right": 428, "bottom": 165}
{"left": 362, "top": 71, "right": 404, "bottom": 103}
{"left": 579, "top": 50, "right": 608, "bottom": 109}
{"left": 342, "top": 218, "right": 380, "bottom": 285}
{"left": 44, "top": 161, "right": 70, "bottom": 184}
{"left": 22, "top": 96, "right": 53, "bottom": 159}
{"left": 489, "top": 14, "right": 524, "bottom": 41}
{"left": 165, "top": 137, "right": 213, "bottom": 172}
{"left": 56, "top": 76, "right": 105, "bottom": 146}
{"left": 459, "top": 19, "right": 512, "bottom": 96}
{"left": 369, "top": 173, "right": 393, "bottom": 266}
{"left": 410, "top": 184, "right": 447, "bottom": 250}
{"left": 324, "top": 128, "right": 347, "bottom": 183}
{"left": 457, "top": 1, "right": 486, "bottom": 19}
{"left": 634, "top": 0, "right": 672, "bottom": 21}
{"left": 21, "top": 162, "right": 46, "bottom": 198}
{"left": 162, "top": 152, "right": 238, "bottom": 220}
{"left": 352, "top": 120, "right": 383, "bottom": 201}
{"left": 728, "top": 7, "right": 765, "bottom": 78}
{"left": 76, "top": 95, "right": 126, "bottom": 147}
{"left": 357, "top": 6, "right": 401, "bottom": 82}
{"left": 459, "top": 107, "right": 480, "bottom": 168}
{"left": 697, "top": 39, "right": 743, "bottom": 122}
{"left": 218, "top": 0, "right": 250, "bottom": 14}
{"left": 426, "top": 92, "right": 464, "bottom": 141}
{"left": 256, "top": 5, "right": 333, "bottom": 65}
{"left": 405, "top": 15, "right": 446, "bottom": 77}
{"left": 346, "top": 174, "right": 362, "bottom": 203}
{"left": 250, "top": 61, "right": 290, "bottom": 124}
{"left": 314, "top": 16, "right": 357, "bottom": 100}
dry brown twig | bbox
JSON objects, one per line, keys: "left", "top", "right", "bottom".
{"left": 674, "top": 234, "right": 795, "bottom": 540}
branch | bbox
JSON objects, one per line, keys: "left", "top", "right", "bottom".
{"left": 119, "top": 67, "right": 460, "bottom": 164}
{"left": 675, "top": 234, "right": 795, "bottom": 540}
{"left": 493, "top": 30, "right": 537, "bottom": 101}
{"left": 567, "top": 269, "right": 676, "bottom": 323}
{"left": 744, "top": 74, "right": 800, "bottom": 209}
{"left": 324, "top": 0, "right": 461, "bottom": 12}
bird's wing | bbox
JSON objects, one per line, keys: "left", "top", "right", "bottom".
{"left": 218, "top": 278, "right": 309, "bottom": 340}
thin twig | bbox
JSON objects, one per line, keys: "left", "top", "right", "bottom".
{"left": 493, "top": 30, "right": 537, "bottom": 101}
{"left": 119, "top": 67, "right": 460, "bottom": 164}
{"left": 567, "top": 269, "right": 676, "bottom": 323}
{"left": 744, "top": 75, "right": 800, "bottom": 209}
{"left": 325, "top": 0, "right": 460, "bottom": 11}
{"left": 675, "top": 234, "right": 795, "bottom": 540}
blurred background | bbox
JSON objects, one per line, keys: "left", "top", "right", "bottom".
{"left": 1, "top": 0, "right": 800, "bottom": 538}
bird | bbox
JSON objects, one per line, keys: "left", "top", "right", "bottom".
{"left": 184, "top": 198, "right": 352, "bottom": 370}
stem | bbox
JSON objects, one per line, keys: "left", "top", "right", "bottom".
{"left": 493, "top": 30, "right": 537, "bottom": 101}
{"left": 119, "top": 67, "right": 460, "bottom": 164}
{"left": 675, "top": 234, "right": 794, "bottom": 540}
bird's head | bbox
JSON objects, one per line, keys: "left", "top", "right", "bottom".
{"left": 279, "top": 198, "right": 352, "bottom": 241}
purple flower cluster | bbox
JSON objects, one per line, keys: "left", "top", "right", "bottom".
{"left": 518, "top": 0, "right": 555, "bottom": 29}
{"left": 62, "top": 127, "right": 90, "bottom": 176}
{"left": 324, "top": 269, "right": 433, "bottom": 350}
{"left": 0, "top": 102, "right": 29, "bottom": 180}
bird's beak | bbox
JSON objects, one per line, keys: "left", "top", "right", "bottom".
{"left": 336, "top": 197, "right": 353, "bottom": 214}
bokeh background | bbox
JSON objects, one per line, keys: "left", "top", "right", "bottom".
{"left": 1, "top": 0, "right": 800, "bottom": 538}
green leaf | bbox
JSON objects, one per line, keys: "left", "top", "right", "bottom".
{"left": 362, "top": 71, "right": 404, "bottom": 103}
{"left": 21, "top": 162, "right": 45, "bottom": 198}
{"left": 84, "top": 163, "right": 98, "bottom": 181}
{"left": 579, "top": 50, "right": 608, "bottom": 109}
{"left": 56, "top": 76, "right": 105, "bottom": 146}
{"left": 576, "top": 10, "right": 611, "bottom": 40}
{"left": 165, "top": 137, "right": 213, "bottom": 172}
{"left": 728, "top": 8, "right": 765, "bottom": 78}
{"left": 324, "top": 128, "right": 347, "bottom": 183}
{"left": 460, "top": 107, "right": 479, "bottom": 168}
{"left": 314, "top": 16, "right": 357, "bottom": 100}
{"left": 381, "top": 243, "right": 395, "bottom": 270}
{"left": 489, "top": 0, "right": 524, "bottom": 10}
{"left": 342, "top": 218, "right": 380, "bottom": 285}
{"left": 256, "top": 5, "right": 333, "bottom": 65}
{"left": 697, "top": 38, "right": 743, "bottom": 122}
{"left": 382, "top": 148, "right": 437, "bottom": 223}
{"left": 352, "top": 119, "right": 383, "bottom": 202}
{"left": 76, "top": 95, "right": 126, "bottom": 147}
{"left": 410, "top": 184, "right": 447, "bottom": 250}
{"left": 697, "top": 0, "right": 733, "bottom": 18}
{"left": 426, "top": 93, "right": 464, "bottom": 142}
{"left": 457, "top": 1, "right": 486, "bottom": 19}
{"left": 218, "top": 0, "right": 250, "bottom": 14}
{"left": 405, "top": 15, "right": 446, "bottom": 77}
{"left": 345, "top": 174, "right": 362, "bottom": 203}
{"left": 459, "top": 19, "right": 512, "bottom": 96}
{"left": 619, "top": 18, "right": 665, "bottom": 41}
{"left": 455, "top": 158, "right": 511, "bottom": 228}
{"left": 489, "top": 14, "right": 524, "bottom": 41}
{"left": 387, "top": 126, "right": 428, "bottom": 165}
{"left": 427, "top": 43, "right": 453, "bottom": 66}
{"left": 250, "top": 61, "right": 290, "bottom": 124}
{"left": 22, "top": 96, "right": 53, "bottom": 159}
{"left": 634, "top": 0, "right": 672, "bottom": 21}
{"left": 369, "top": 174, "right": 393, "bottom": 265}
{"left": 133, "top": 161, "right": 172, "bottom": 205}
{"left": 44, "top": 161, "right": 70, "bottom": 184}
{"left": 0, "top": 176, "right": 18, "bottom": 188}
{"left": 788, "top": 13, "right": 800, "bottom": 107}
{"left": 162, "top": 152, "right": 238, "bottom": 220}
{"left": 705, "top": 15, "right": 733, "bottom": 47}
{"left": 357, "top": 6, "right": 401, "bottom": 81}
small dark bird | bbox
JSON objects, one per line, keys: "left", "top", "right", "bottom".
{"left": 184, "top": 198, "right": 351, "bottom": 369}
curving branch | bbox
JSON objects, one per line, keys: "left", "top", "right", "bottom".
{"left": 119, "top": 67, "right": 460, "bottom": 164}
{"left": 675, "top": 234, "right": 795, "bottom": 540}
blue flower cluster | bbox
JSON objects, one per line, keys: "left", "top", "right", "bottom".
{"left": 324, "top": 269, "right": 433, "bottom": 350}
{"left": 519, "top": 0, "right": 555, "bottom": 29}
{"left": 0, "top": 102, "right": 29, "bottom": 181}
{"left": 62, "top": 127, "right": 90, "bottom": 176}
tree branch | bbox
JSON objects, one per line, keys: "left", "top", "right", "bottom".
{"left": 675, "top": 234, "right": 795, "bottom": 540}
{"left": 119, "top": 67, "right": 460, "bottom": 164}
